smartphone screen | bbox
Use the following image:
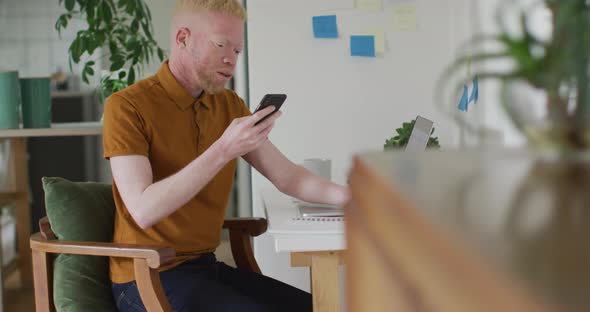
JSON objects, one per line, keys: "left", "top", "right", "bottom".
{"left": 254, "top": 94, "right": 287, "bottom": 125}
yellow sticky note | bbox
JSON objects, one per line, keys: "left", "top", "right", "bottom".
{"left": 392, "top": 4, "right": 418, "bottom": 31}
{"left": 362, "top": 30, "right": 385, "bottom": 54}
{"left": 356, "top": 0, "right": 382, "bottom": 11}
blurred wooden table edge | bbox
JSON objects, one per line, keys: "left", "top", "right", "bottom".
{"left": 345, "top": 155, "right": 553, "bottom": 312}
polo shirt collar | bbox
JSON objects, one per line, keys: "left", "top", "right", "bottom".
{"left": 157, "top": 61, "right": 210, "bottom": 111}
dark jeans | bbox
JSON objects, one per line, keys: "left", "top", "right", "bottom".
{"left": 112, "top": 253, "right": 312, "bottom": 312}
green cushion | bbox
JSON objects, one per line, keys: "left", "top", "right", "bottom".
{"left": 42, "top": 177, "right": 117, "bottom": 312}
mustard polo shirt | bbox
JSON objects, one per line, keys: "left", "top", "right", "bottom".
{"left": 103, "top": 61, "right": 251, "bottom": 283}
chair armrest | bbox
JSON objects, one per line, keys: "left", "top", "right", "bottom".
{"left": 31, "top": 217, "right": 176, "bottom": 311}
{"left": 30, "top": 233, "right": 175, "bottom": 311}
{"left": 30, "top": 233, "right": 175, "bottom": 268}
{"left": 222, "top": 218, "right": 268, "bottom": 236}
{"left": 222, "top": 218, "right": 267, "bottom": 274}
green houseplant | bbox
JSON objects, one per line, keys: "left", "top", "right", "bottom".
{"left": 55, "top": 0, "right": 166, "bottom": 99}
{"left": 443, "top": 4, "right": 590, "bottom": 295}
{"left": 384, "top": 119, "right": 441, "bottom": 150}
{"left": 441, "top": 0, "right": 590, "bottom": 151}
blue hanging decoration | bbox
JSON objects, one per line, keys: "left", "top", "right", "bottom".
{"left": 468, "top": 75, "right": 479, "bottom": 104}
{"left": 458, "top": 84, "right": 469, "bottom": 112}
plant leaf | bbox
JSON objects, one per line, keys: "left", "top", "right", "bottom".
{"left": 157, "top": 48, "right": 164, "bottom": 61}
{"left": 69, "top": 37, "right": 82, "bottom": 63}
{"left": 85, "top": 65, "right": 94, "bottom": 76}
{"left": 127, "top": 66, "right": 135, "bottom": 85}
{"left": 110, "top": 61, "right": 124, "bottom": 72}
{"left": 131, "top": 19, "right": 139, "bottom": 33}
{"left": 65, "top": 0, "right": 75, "bottom": 11}
{"left": 102, "top": 1, "right": 113, "bottom": 24}
{"left": 126, "top": 0, "right": 137, "bottom": 15}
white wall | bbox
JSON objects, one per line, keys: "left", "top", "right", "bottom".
{"left": 142, "top": 0, "right": 175, "bottom": 77}
{"left": 246, "top": 0, "right": 475, "bottom": 291}
{"left": 0, "top": 0, "right": 100, "bottom": 89}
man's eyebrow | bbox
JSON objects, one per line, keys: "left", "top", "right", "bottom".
{"left": 213, "top": 37, "right": 244, "bottom": 49}
{"left": 218, "top": 39, "right": 244, "bottom": 50}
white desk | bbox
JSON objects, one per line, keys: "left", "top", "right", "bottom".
{"left": 262, "top": 189, "right": 345, "bottom": 312}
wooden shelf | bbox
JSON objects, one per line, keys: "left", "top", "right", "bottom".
{"left": 51, "top": 91, "right": 93, "bottom": 99}
{"left": 0, "top": 122, "right": 102, "bottom": 138}
{"left": 0, "top": 192, "right": 19, "bottom": 207}
{"left": 2, "top": 257, "right": 18, "bottom": 283}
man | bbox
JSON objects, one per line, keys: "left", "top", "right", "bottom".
{"left": 103, "top": 0, "right": 350, "bottom": 311}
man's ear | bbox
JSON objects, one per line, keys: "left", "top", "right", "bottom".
{"left": 176, "top": 27, "right": 190, "bottom": 48}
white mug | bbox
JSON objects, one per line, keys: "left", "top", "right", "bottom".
{"left": 302, "top": 158, "right": 331, "bottom": 181}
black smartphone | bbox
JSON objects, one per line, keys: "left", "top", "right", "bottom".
{"left": 253, "top": 94, "right": 287, "bottom": 125}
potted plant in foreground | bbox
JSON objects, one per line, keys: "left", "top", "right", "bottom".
{"left": 441, "top": 0, "right": 590, "bottom": 151}
{"left": 444, "top": 3, "right": 590, "bottom": 306}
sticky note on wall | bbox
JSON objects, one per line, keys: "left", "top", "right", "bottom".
{"left": 350, "top": 36, "right": 376, "bottom": 57}
{"left": 313, "top": 15, "right": 338, "bottom": 38}
{"left": 384, "top": 0, "right": 417, "bottom": 5}
{"left": 361, "top": 30, "right": 385, "bottom": 54}
{"left": 392, "top": 4, "right": 418, "bottom": 31}
{"left": 356, "top": 0, "right": 382, "bottom": 11}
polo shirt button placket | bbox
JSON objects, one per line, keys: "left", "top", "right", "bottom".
{"left": 193, "top": 101, "right": 201, "bottom": 154}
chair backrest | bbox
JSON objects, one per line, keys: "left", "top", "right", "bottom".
{"left": 41, "top": 177, "right": 118, "bottom": 312}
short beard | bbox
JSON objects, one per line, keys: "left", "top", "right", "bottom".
{"left": 197, "top": 71, "right": 226, "bottom": 94}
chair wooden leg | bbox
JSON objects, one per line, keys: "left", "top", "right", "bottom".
{"left": 133, "top": 259, "right": 172, "bottom": 312}
{"left": 31, "top": 249, "right": 54, "bottom": 312}
{"left": 228, "top": 230, "right": 261, "bottom": 274}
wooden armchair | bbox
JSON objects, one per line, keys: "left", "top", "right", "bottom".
{"left": 29, "top": 176, "right": 267, "bottom": 312}
{"left": 30, "top": 216, "right": 267, "bottom": 312}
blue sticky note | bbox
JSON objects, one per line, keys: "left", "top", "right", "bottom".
{"left": 313, "top": 15, "right": 338, "bottom": 38}
{"left": 458, "top": 84, "right": 469, "bottom": 112}
{"left": 350, "top": 35, "right": 375, "bottom": 57}
{"left": 468, "top": 76, "right": 479, "bottom": 104}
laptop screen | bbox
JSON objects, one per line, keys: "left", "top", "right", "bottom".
{"left": 405, "top": 115, "right": 434, "bottom": 152}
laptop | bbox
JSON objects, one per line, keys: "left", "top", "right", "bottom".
{"left": 297, "top": 115, "right": 435, "bottom": 218}
{"left": 299, "top": 205, "right": 344, "bottom": 217}
{"left": 405, "top": 115, "right": 434, "bottom": 152}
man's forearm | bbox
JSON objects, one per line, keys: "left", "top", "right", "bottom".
{"left": 279, "top": 165, "right": 350, "bottom": 206}
{"left": 133, "top": 142, "right": 228, "bottom": 228}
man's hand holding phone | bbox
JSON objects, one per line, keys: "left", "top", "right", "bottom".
{"left": 216, "top": 106, "right": 282, "bottom": 161}
{"left": 216, "top": 94, "right": 286, "bottom": 161}
{"left": 253, "top": 94, "right": 287, "bottom": 125}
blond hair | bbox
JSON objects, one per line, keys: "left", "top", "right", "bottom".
{"left": 175, "top": 0, "right": 247, "bottom": 21}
